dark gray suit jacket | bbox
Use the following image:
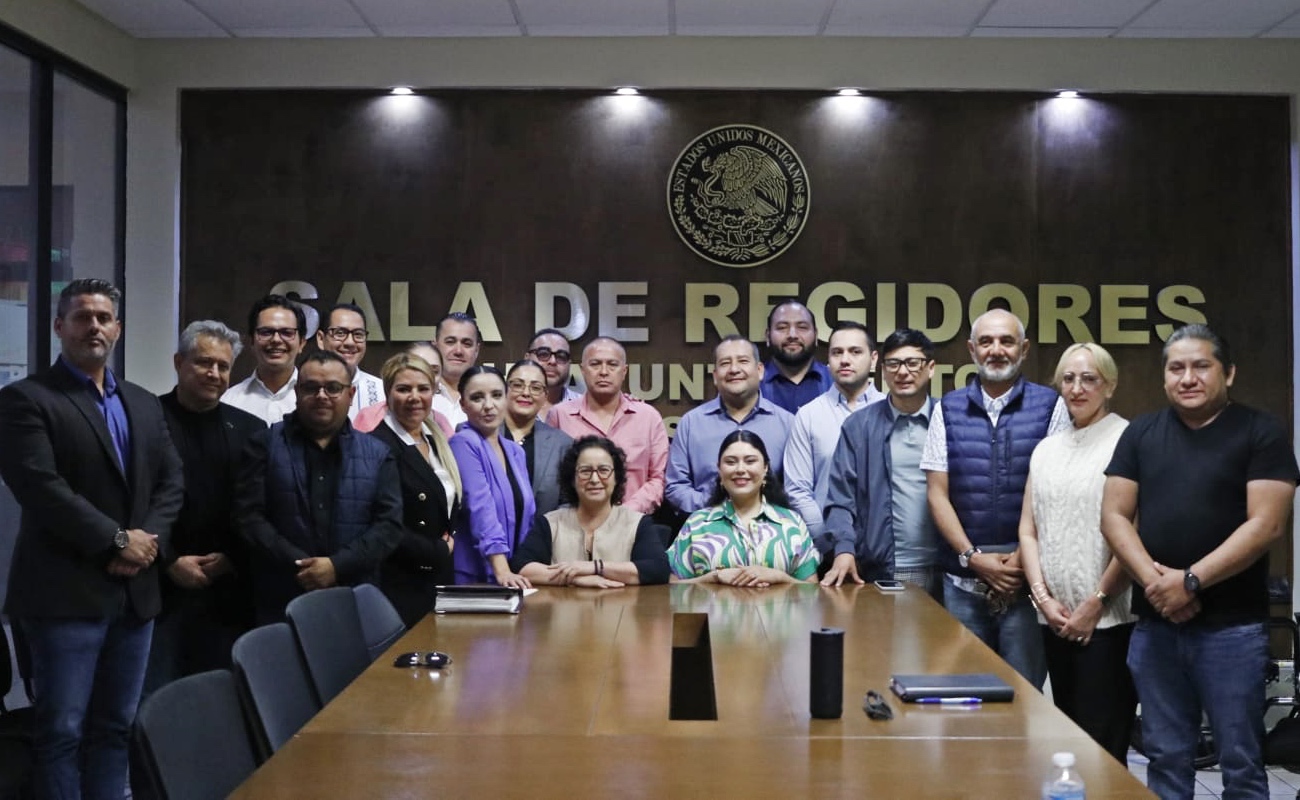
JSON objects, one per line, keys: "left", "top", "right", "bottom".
{"left": 531, "top": 420, "right": 573, "bottom": 515}
{"left": 0, "top": 358, "right": 184, "bottom": 619}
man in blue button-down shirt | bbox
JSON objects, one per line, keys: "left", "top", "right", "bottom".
{"left": 666, "top": 335, "right": 794, "bottom": 517}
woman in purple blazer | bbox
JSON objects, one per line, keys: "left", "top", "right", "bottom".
{"left": 448, "top": 365, "right": 536, "bottom": 587}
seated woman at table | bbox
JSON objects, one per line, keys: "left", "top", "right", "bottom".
{"left": 668, "top": 430, "right": 819, "bottom": 586}
{"left": 511, "top": 436, "right": 670, "bottom": 587}
{"left": 367, "top": 352, "right": 461, "bottom": 625}
{"left": 448, "top": 365, "right": 534, "bottom": 588}
{"left": 503, "top": 359, "right": 573, "bottom": 515}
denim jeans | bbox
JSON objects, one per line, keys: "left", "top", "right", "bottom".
{"left": 20, "top": 613, "right": 154, "bottom": 800}
{"left": 943, "top": 580, "right": 1046, "bottom": 689}
{"left": 1128, "top": 616, "right": 1269, "bottom": 800}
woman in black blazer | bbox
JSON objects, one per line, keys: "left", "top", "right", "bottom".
{"left": 368, "top": 352, "right": 463, "bottom": 626}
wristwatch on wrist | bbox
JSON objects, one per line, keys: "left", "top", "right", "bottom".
{"left": 958, "top": 547, "right": 981, "bottom": 569}
{"left": 1184, "top": 569, "right": 1201, "bottom": 594}
{"left": 113, "top": 528, "right": 130, "bottom": 550}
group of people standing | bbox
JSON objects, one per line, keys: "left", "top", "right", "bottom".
{"left": 1, "top": 279, "right": 1294, "bottom": 800}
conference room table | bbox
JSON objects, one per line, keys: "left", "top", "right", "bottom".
{"left": 231, "top": 583, "right": 1153, "bottom": 798}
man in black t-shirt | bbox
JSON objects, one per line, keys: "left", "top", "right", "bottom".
{"left": 1102, "top": 323, "right": 1298, "bottom": 800}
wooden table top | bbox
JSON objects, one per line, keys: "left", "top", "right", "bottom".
{"left": 231, "top": 583, "right": 1153, "bottom": 798}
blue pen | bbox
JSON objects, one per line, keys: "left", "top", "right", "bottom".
{"left": 916, "top": 697, "right": 982, "bottom": 705}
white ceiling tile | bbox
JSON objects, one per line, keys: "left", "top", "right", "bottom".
{"left": 1124, "top": 0, "right": 1300, "bottom": 32}
{"left": 972, "top": 26, "right": 1120, "bottom": 36}
{"left": 515, "top": 0, "right": 666, "bottom": 28}
{"left": 231, "top": 26, "right": 379, "bottom": 37}
{"left": 528, "top": 24, "right": 669, "bottom": 35}
{"left": 980, "top": 0, "right": 1150, "bottom": 27}
{"left": 826, "top": 0, "right": 990, "bottom": 34}
{"left": 676, "top": 0, "right": 828, "bottom": 28}
{"left": 192, "top": 0, "right": 366, "bottom": 30}
{"left": 75, "top": 0, "right": 227, "bottom": 35}
{"left": 352, "top": 0, "right": 519, "bottom": 30}
{"left": 678, "top": 24, "right": 823, "bottom": 35}
{"left": 372, "top": 25, "right": 524, "bottom": 36}
{"left": 1115, "top": 26, "right": 1260, "bottom": 36}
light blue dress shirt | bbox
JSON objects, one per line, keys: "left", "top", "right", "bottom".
{"left": 782, "top": 383, "right": 884, "bottom": 534}
{"left": 665, "top": 396, "right": 794, "bottom": 516}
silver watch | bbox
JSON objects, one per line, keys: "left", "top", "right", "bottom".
{"left": 958, "top": 547, "right": 981, "bottom": 569}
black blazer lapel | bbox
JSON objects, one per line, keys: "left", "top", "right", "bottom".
{"left": 51, "top": 362, "right": 127, "bottom": 486}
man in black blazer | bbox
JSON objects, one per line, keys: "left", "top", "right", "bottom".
{"left": 0, "top": 279, "right": 183, "bottom": 799}
{"left": 145, "top": 319, "right": 265, "bottom": 692}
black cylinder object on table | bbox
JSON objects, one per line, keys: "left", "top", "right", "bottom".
{"left": 810, "top": 627, "right": 844, "bottom": 719}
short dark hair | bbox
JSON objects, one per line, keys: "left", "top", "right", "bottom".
{"left": 880, "top": 328, "right": 936, "bottom": 361}
{"left": 715, "top": 333, "right": 761, "bottom": 363}
{"left": 506, "top": 359, "right": 545, "bottom": 381}
{"left": 299, "top": 349, "right": 353, "bottom": 380}
{"left": 828, "top": 321, "right": 875, "bottom": 351}
{"left": 323, "top": 302, "right": 367, "bottom": 330}
{"left": 437, "top": 312, "right": 482, "bottom": 344}
{"left": 457, "top": 364, "right": 505, "bottom": 396}
{"left": 558, "top": 436, "right": 628, "bottom": 508}
{"left": 57, "top": 278, "right": 121, "bottom": 319}
{"left": 527, "top": 328, "right": 568, "bottom": 348}
{"left": 1162, "top": 323, "right": 1232, "bottom": 369}
{"left": 706, "top": 429, "right": 791, "bottom": 508}
{"left": 247, "top": 294, "right": 307, "bottom": 338}
{"left": 765, "top": 298, "right": 812, "bottom": 331}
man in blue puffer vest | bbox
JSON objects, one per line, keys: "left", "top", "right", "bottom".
{"left": 237, "top": 350, "right": 403, "bottom": 623}
{"left": 921, "top": 310, "right": 1070, "bottom": 688}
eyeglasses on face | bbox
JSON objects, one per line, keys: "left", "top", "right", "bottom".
{"left": 255, "top": 327, "right": 299, "bottom": 341}
{"left": 881, "top": 357, "right": 929, "bottom": 373}
{"left": 576, "top": 465, "right": 615, "bottom": 480}
{"left": 324, "top": 327, "right": 368, "bottom": 343}
{"left": 527, "top": 347, "right": 571, "bottom": 364}
{"left": 297, "top": 381, "right": 348, "bottom": 398}
{"left": 508, "top": 380, "right": 547, "bottom": 397}
{"left": 1060, "top": 373, "right": 1102, "bottom": 388}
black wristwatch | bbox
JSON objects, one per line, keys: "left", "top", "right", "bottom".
{"left": 113, "top": 528, "right": 130, "bottom": 550}
{"left": 1184, "top": 569, "right": 1201, "bottom": 594}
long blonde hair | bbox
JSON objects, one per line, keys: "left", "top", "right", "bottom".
{"left": 381, "top": 352, "right": 462, "bottom": 501}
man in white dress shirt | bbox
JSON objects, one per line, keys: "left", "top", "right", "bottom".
{"left": 432, "top": 312, "right": 482, "bottom": 429}
{"left": 221, "top": 295, "right": 306, "bottom": 426}
{"left": 315, "top": 302, "right": 384, "bottom": 420}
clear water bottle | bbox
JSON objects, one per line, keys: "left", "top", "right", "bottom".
{"left": 1041, "top": 752, "right": 1085, "bottom": 800}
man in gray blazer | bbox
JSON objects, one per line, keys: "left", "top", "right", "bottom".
{"left": 0, "top": 279, "right": 184, "bottom": 799}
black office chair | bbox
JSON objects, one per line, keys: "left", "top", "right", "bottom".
{"left": 285, "top": 587, "right": 372, "bottom": 706}
{"left": 353, "top": 583, "right": 406, "bottom": 661}
{"left": 131, "top": 670, "right": 257, "bottom": 800}
{"left": 230, "top": 623, "right": 321, "bottom": 762}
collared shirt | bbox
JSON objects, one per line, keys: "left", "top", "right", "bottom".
{"left": 221, "top": 368, "right": 298, "bottom": 427}
{"left": 432, "top": 388, "right": 467, "bottom": 430}
{"left": 920, "top": 392, "right": 1071, "bottom": 473}
{"left": 886, "top": 397, "right": 938, "bottom": 569}
{"left": 783, "top": 383, "right": 885, "bottom": 531}
{"left": 545, "top": 392, "right": 669, "bottom": 514}
{"left": 61, "top": 356, "right": 131, "bottom": 473}
{"left": 349, "top": 369, "right": 385, "bottom": 421}
{"left": 668, "top": 499, "right": 819, "bottom": 580}
{"left": 760, "top": 359, "right": 832, "bottom": 415}
{"left": 665, "top": 396, "right": 794, "bottom": 516}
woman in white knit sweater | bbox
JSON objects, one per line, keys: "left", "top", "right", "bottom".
{"left": 1019, "top": 342, "right": 1137, "bottom": 763}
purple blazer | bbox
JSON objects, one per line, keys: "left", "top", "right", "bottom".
{"left": 448, "top": 426, "right": 536, "bottom": 584}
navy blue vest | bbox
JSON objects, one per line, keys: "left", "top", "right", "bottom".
{"left": 940, "top": 377, "right": 1057, "bottom": 576}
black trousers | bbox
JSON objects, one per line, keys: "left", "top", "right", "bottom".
{"left": 1041, "top": 622, "right": 1138, "bottom": 763}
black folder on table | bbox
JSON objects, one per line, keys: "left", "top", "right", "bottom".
{"left": 888, "top": 673, "right": 1015, "bottom": 702}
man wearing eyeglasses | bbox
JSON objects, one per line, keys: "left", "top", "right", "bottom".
{"left": 222, "top": 294, "right": 307, "bottom": 425}
{"left": 821, "top": 329, "right": 941, "bottom": 597}
{"left": 782, "top": 322, "right": 883, "bottom": 540}
{"left": 525, "top": 328, "right": 583, "bottom": 417}
{"left": 315, "top": 302, "right": 384, "bottom": 420}
{"left": 236, "top": 350, "right": 402, "bottom": 623}
{"left": 546, "top": 337, "right": 668, "bottom": 514}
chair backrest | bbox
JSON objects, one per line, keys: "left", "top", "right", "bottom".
{"left": 131, "top": 670, "right": 257, "bottom": 800}
{"left": 285, "top": 587, "right": 372, "bottom": 705}
{"left": 230, "top": 623, "right": 320, "bottom": 762}
{"left": 353, "top": 583, "right": 406, "bottom": 661}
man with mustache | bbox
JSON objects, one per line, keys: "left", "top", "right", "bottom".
{"left": 222, "top": 294, "right": 307, "bottom": 426}
{"left": 760, "top": 299, "right": 830, "bottom": 414}
{"left": 921, "top": 309, "right": 1070, "bottom": 688}
{"left": 0, "top": 279, "right": 183, "bottom": 798}
{"left": 315, "top": 302, "right": 384, "bottom": 420}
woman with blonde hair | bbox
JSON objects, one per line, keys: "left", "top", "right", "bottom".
{"left": 367, "top": 352, "right": 462, "bottom": 625}
{"left": 1018, "top": 342, "right": 1136, "bottom": 762}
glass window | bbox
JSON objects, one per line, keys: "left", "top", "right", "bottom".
{"left": 0, "top": 44, "right": 32, "bottom": 389}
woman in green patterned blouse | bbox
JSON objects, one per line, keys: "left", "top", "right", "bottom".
{"left": 668, "top": 430, "right": 820, "bottom": 586}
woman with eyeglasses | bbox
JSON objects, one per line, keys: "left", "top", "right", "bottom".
{"left": 448, "top": 365, "right": 534, "bottom": 588}
{"left": 668, "top": 430, "right": 819, "bottom": 586}
{"left": 503, "top": 360, "right": 573, "bottom": 515}
{"left": 367, "top": 353, "right": 461, "bottom": 625}
{"left": 511, "top": 436, "right": 670, "bottom": 587}
{"left": 1018, "top": 342, "right": 1136, "bottom": 762}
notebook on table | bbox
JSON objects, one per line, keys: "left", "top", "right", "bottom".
{"left": 888, "top": 673, "right": 1015, "bottom": 702}
{"left": 433, "top": 585, "right": 525, "bottom": 614}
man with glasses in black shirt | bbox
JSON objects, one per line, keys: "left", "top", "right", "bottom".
{"left": 222, "top": 294, "right": 307, "bottom": 425}
{"left": 236, "top": 350, "right": 403, "bottom": 623}
{"left": 315, "top": 302, "right": 384, "bottom": 420}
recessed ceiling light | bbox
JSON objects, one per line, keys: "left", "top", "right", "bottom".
{"left": 614, "top": 87, "right": 639, "bottom": 96}
{"left": 837, "top": 88, "right": 863, "bottom": 96}
{"left": 390, "top": 87, "right": 414, "bottom": 96}
{"left": 1056, "top": 90, "right": 1080, "bottom": 99}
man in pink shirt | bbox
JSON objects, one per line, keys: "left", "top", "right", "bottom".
{"left": 545, "top": 337, "right": 668, "bottom": 514}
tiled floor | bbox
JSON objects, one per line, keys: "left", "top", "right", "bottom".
{"left": 1126, "top": 750, "right": 1300, "bottom": 799}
